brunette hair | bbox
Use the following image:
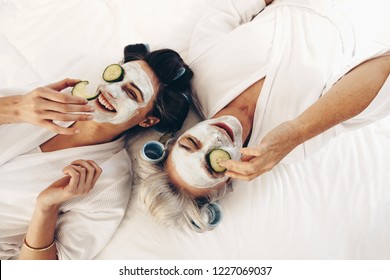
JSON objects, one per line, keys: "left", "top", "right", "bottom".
{"left": 124, "top": 44, "right": 193, "bottom": 132}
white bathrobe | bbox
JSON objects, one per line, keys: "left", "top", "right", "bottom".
{"left": 0, "top": 105, "right": 132, "bottom": 260}
{"left": 189, "top": 0, "right": 390, "bottom": 162}
{"left": 188, "top": 0, "right": 390, "bottom": 258}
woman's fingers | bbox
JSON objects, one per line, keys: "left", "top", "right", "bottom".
{"left": 43, "top": 111, "right": 94, "bottom": 122}
{"left": 71, "top": 160, "right": 98, "bottom": 193}
{"left": 225, "top": 169, "right": 262, "bottom": 181}
{"left": 86, "top": 160, "right": 103, "bottom": 187}
{"left": 38, "top": 160, "right": 101, "bottom": 207}
{"left": 224, "top": 155, "right": 272, "bottom": 180}
{"left": 75, "top": 165, "right": 87, "bottom": 193}
{"left": 71, "top": 160, "right": 102, "bottom": 193}
{"left": 62, "top": 166, "right": 81, "bottom": 193}
{"left": 219, "top": 143, "right": 274, "bottom": 180}
{"left": 25, "top": 85, "right": 96, "bottom": 134}
{"left": 46, "top": 78, "right": 81, "bottom": 92}
{"left": 63, "top": 165, "right": 86, "bottom": 195}
{"left": 219, "top": 159, "right": 258, "bottom": 176}
{"left": 17, "top": 80, "right": 97, "bottom": 134}
{"left": 36, "top": 85, "right": 87, "bottom": 105}
{"left": 240, "top": 154, "right": 255, "bottom": 162}
{"left": 240, "top": 143, "right": 268, "bottom": 157}
{"left": 39, "top": 89, "right": 95, "bottom": 113}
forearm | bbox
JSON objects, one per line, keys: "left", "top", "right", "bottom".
{"left": 222, "top": 55, "right": 389, "bottom": 180}
{"left": 291, "top": 55, "right": 390, "bottom": 144}
{"left": 0, "top": 95, "right": 23, "bottom": 124}
{"left": 19, "top": 204, "right": 59, "bottom": 260}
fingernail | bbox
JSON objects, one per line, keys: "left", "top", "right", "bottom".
{"left": 87, "top": 115, "right": 94, "bottom": 120}
{"left": 74, "top": 129, "right": 81, "bottom": 134}
{"left": 87, "top": 106, "right": 95, "bottom": 112}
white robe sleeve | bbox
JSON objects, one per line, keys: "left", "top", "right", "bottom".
{"left": 189, "top": 0, "right": 266, "bottom": 62}
{"left": 54, "top": 150, "right": 132, "bottom": 260}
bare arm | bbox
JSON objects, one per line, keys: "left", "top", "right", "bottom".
{"left": 0, "top": 79, "right": 95, "bottom": 134}
{"left": 19, "top": 160, "right": 102, "bottom": 260}
{"left": 221, "top": 55, "right": 390, "bottom": 180}
{"left": 291, "top": 55, "right": 390, "bottom": 144}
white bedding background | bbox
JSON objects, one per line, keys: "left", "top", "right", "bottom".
{"left": 1, "top": 0, "right": 389, "bottom": 259}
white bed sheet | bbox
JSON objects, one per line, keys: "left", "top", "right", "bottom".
{"left": 1, "top": 0, "right": 389, "bottom": 260}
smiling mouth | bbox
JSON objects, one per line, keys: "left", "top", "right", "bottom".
{"left": 95, "top": 90, "right": 117, "bottom": 113}
{"left": 212, "top": 123, "right": 234, "bottom": 143}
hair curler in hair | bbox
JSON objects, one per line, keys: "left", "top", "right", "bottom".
{"left": 191, "top": 202, "right": 223, "bottom": 232}
{"left": 172, "top": 67, "right": 186, "bottom": 81}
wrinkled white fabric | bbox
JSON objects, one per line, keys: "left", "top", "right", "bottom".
{"left": 1, "top": 0, "right": 389, "bottom": 260}
{"left": 0, "top": 120, "right": 132, "bottom": 260}
{"left": 177, "top": 0, "right": 390, "bottom": 260}
{"left": 189, "top": 0, "right": 390, "bottom": 163}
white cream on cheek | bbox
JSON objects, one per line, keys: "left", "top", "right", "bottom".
{"left": 93, "top": 62, "right": 155, "bottom": 124}
{"left": 170, "top": 116, "right": 243, "bottom": 189}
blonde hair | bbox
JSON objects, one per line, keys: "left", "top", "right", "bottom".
{"left": 136, "top": 146, "right": 232, "bottom": 232}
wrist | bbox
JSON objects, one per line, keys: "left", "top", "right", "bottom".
{"left": 35, "top": 199, "right": 60, "bottom": 213}
{"left": 285, "top": 119, "right": 306, "bottom": 146}
{"left": 0, "top": 95, "right": 23, "bottom": 123}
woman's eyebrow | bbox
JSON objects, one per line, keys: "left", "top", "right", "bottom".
{"left": 130, "top": 82, "right": 144, "bottom": 102}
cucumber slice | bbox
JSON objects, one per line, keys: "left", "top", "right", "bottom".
{"left": 102, "top": 64, "right": 124, "bottom": 82}
{"left": 208, "top": 149, "right": 231, "bottom": 173}
{"left": 71, "top": 81, "right": 99, "bottom": 101}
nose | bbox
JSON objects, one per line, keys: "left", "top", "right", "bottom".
{"left": 212, "top": 132, "right": 222, "bottom": 143}
{"left": 106, "top": 85, "right": 118, "bottom": 98}
{"left": 204, "top": 132, "right": 222, "bottom": 149}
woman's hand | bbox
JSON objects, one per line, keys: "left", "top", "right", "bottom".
{"left": 37, "top": 160, "right": 102, "bottom": 209}
{"left": 19, "top": 160, "right": 102, "bottom": 260}
{"left": 2, "top": 78, "right": 95, "bottom": 134}
{"left": 219, "top": 121, "right": 301, "bottom": 181}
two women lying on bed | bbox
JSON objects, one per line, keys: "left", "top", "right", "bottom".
{"left": 139, "top": 0, "right": 390, "bottom": 232}
{"left": 0, "top": 44, "right": 193, "bottom": 260}
{"left": 2, "top": 0, "right": 390, "bottom": 260}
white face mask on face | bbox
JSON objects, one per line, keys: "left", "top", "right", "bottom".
{"left": 170, "top": 116, "right": 243, "bottom": 189}
{"left": 92, "top": 61, "right": 155, "bottom": 124}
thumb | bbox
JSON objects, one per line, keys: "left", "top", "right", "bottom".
{"left": 47, "top": 175, "right": 71, "bottom": 189}
{"left": 240, "top": 143, "right": 268, "bottom": 157}
{"left": 47, "top": 78, "right": 81, "bottom": 91}
{"left": 240, "top": 154, "right": 254, "bottom": 162}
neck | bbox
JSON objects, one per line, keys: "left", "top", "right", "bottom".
{"left": 213, "top": 78, "right": 265, "bottom": 144}
{"left": 73, "top": 121, "right": 125, "bottom": 144}
{"left": 40, "top": 121, "right": 125, "bottom": 152}
{"left": 214, "top": 106, "right": 253, "bottom": 144}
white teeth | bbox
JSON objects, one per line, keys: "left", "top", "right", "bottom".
{"left": 98, "top": 94, "right": 116, "bottom": 112}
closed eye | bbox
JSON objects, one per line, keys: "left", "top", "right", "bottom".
{"left": 122, "top": 84, "right": 142, "bottom": 102}
{"left": 178, "top": 135, "right": 201, "bottom": 152}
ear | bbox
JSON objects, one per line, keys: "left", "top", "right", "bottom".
{"left": 138, "top": 116, "right": 160, "bottom": 128}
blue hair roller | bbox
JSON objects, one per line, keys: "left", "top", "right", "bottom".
{"left": 206, "top": 202, "right": 223, "bottom": 227}
{"left": 144, "top": 43, "right": 151, "bottom": 52}
{"left": 191, "top": 202, "right": 223, "bottom": 232}
{"left": 172, "top": 67, "right": 186, "bottom": 81}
